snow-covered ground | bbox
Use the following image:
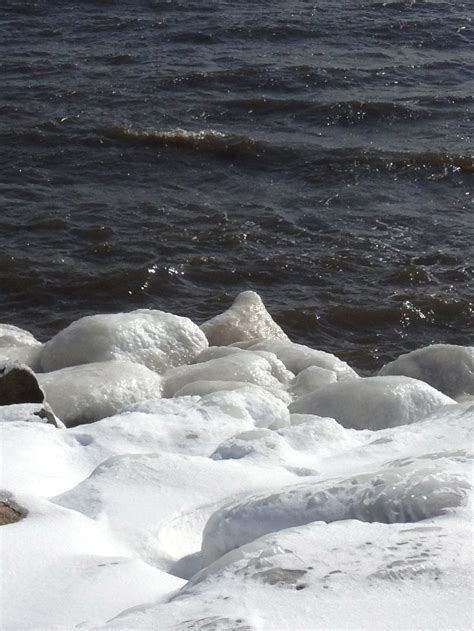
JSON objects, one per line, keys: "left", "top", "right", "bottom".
{"left": 1, "top": 292, "right": 473, "bottom": 630}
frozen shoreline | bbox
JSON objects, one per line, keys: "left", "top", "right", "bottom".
{"left": 1, "top": 292, "right": 473, "bottom": 630}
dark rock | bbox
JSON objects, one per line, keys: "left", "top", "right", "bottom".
{"left": 0, "top": 501, "right": 24, "bottom": 526}
{"left": 0, "top": 363, "right": 45, "bottom": 406}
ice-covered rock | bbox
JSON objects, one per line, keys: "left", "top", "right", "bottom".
{"left": 246, "top": 338, "right": 359, "bottom": 380}
{"left": 0, "top": 345, "right": 42, "bottom": 370}
{"left": 0, "top": 324, "right": 41, "bottom": 348}
{"left": 39, "top": 309, "right": 208, "bottom": 373}
{"left": 288, "top": 365, "right": 337, "bottom": 398}
{"left": 289, "top": 375, "right": 454, "bottom": 430}
{"left": 200, "top": 291, "right": 289, "bottom": 346}
{"left": 173, "top": 380, "right": 293, "bottom": 405}
{"left": 195, "top": 346, "right": 294, "bottom": 384}
{"left": 162, "top": 352, "right": 290, "bottom": 398}
{"left": 379, "top": 344, "right": 474, "bottom": 399}
{"left": 201, "top": 466, "right": 470, "bottom": 564}
{"left": 38, "top": 360, "right": 163, "bottom": 427}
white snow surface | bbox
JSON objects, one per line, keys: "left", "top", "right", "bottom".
{"left": 39, "top": 309, "right": 208, "bottom": 373}
{"left": 0, "top": 308, "right": 472, "bottom": 630}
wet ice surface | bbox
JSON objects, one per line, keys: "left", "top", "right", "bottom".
{"left": 0, "top": 296, "right": 473, "bottom": 630}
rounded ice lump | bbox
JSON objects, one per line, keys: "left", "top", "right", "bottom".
{"left": 39, "top": 309, "right": 208, "bottom": 373}
{"left": 289, "top": 375, "right": 454, "bottom": 430}
{"left": 379, "top": 344, "right": 474, "bottom": 399}
{"left": 38, "top": 360, "right": 163, "bottom": 427}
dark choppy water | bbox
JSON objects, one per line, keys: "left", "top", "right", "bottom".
{"left": 1, "top": 0, "right": 472, "bottom": 371}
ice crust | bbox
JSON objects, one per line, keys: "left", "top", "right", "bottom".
{"left": 39, "top": 309, "right": 208, "bottom": 373}
{"left": 0, "top": 301, "right": 473, "bottom": 630}
{"left": 379, "top": 344, "right": 474, "bottom": 399}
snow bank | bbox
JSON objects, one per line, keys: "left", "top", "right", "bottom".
{"left": 289, "top": 375, "right": 454, "bottom": 429}
{"left": 0, "top": 493, "right": 184, "bottom": 629}
{"left": 379, "top": 344, "right": 474, "bottom": 399}
{"left": 38, "top": 360, "right": 163, "bottom": 427}
{"left": 200, "top": 291, "right": 289, "bottom": 345}
{"left": 39, "top": 309, "right": 208, "bottom": 373}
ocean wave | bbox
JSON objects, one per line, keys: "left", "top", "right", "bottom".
{"left": 103, "top": 127, "right": 264, "bottom": 157}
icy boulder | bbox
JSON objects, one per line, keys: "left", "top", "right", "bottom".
{"left": 173, "top": 380, "right": 292, "bottom": 405}
{"left": 39, "top": 309, "right": 208, "bottom": 374}
{"left": 38, "top": 361, "right": 163, "bottom": 427}
{"left": 288, "top": 365, "right": 337, "bottom": 398}
{"left": 201, "top": 467, "right": 470, "bottom": 564}
{"left": 162, "top": 352, "right": 290, "bottom": 398}
{"left": 289, "top": 376, "right": 454, "bottom": 430}
{"left": 0, "top": 324, "right": 41, "bottom": 348}
{"left": 0, "top": 346, "right": 42, "bottom": 370}
{"left": 246, "top": 339, "right": 358, "bottom": 380}
{"left": 200, "top": 291, "right": 289, "bottom": 346}
{"left": 379, "top": 344, "right": 474, "bottom": 399}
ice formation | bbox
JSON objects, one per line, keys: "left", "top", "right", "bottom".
{"left": 200, "top": 291, "right": 289, "bottom": 345}
{"left": 39, "top": 309, "right": 208, "bottom": 373}
{"left": 38, "top": 360, "right": 163, "bottom": 426}
{"left": 289, "top": 375, "right": 454, "bottom": 430}
{"left": 1, "top": 296, "right": 472, "bottom": 630}
{"left": 0, "top": 323, "right": 41, "bottom": 348}
{"left": 379, "top": 344, "right": 474, "bottom": 399}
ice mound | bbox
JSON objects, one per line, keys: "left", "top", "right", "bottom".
{"left": 245, "top": 338, "right": 359, "bottom": 380}
{"left": 289, "top": 375, "right": 454, "bottom": 429}
{"left": 173, "top": 380, "right": 292, "bottom": 405}
{"left": 162, "top": 352, "right": 291, "bottom": 398}
{"left": 194, "top": 346, "right": 294, "bottom": 383}
{"left": 0, "top": 345, "right": 42, "bottom": 370}
{"left": 0, "top": 323, "right": 41, "bottom": 348}
{"left": 200, "top": 291, "right": 289, "bottom": 345}
{"left": 201, "top": 466, "right": 470, "bottom": 564}
{"left": 288, "top": 365, "right": 338, "bottom": 398}
{"left": 379, "top": 344, "right": 474, "bottom": 399}
{"left": 39, "top": 309, "right": 208, "bottom": 373}
{"left": 38, "top": 360, "right": 163, "bottom": 427}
